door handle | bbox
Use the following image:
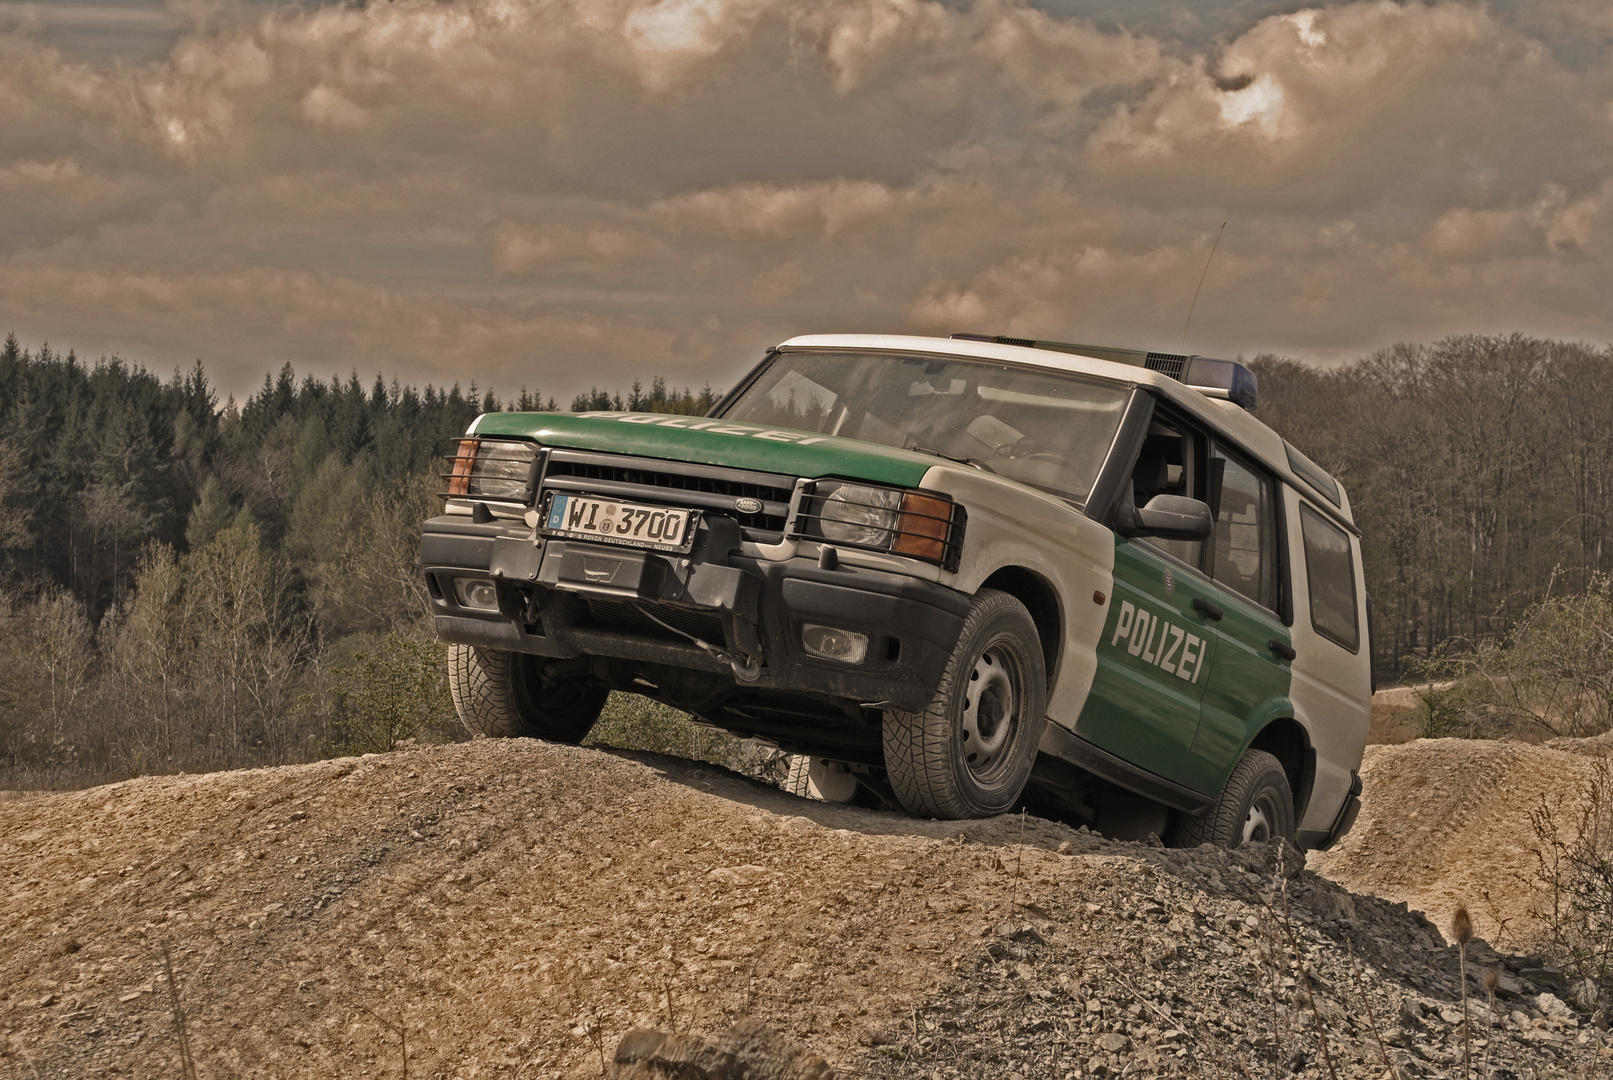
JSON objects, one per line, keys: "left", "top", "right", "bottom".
{"left": 1192, "top": 598, "right": 1224, "bottom": 621}
{"left": 1269, "top": 640, "right": 1296, "bottom": 661}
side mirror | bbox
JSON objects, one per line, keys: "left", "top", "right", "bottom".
{"left": 1115, "top": 494, "right": 1213, "bottom": 541}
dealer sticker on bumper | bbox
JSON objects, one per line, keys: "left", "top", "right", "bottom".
{"left": 542, "top": 493, "right": 698, "bottom": 553}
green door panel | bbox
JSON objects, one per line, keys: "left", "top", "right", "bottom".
{"left": 1073, "top": 538, "right": 1222, "bottom": 780}
{"left": 471, "top": 411, "right": 934, "bottom": 488}
{"left": 1177, "top": 594, "right": 1293, "bottom": 794}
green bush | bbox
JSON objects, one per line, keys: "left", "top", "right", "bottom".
{"left": 1413, "top": 574, "right": 1613, "bottom": 740}
{"left": 583, "top": 692, "right": 738, "bottom": 769}
{"left": 318, "top": 633, "right": 461, "bottom": 756}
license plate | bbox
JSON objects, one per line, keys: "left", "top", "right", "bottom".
{"left": 541, "top": 493, "right": 698, "bottom": 552}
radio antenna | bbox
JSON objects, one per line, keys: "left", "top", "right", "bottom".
{"left": 1181, "top": 221, "right": 1226, "bottom": 351}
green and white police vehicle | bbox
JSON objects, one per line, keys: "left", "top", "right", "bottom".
{"left": 421, "top": 333, "right": 1369, "bottom": 848}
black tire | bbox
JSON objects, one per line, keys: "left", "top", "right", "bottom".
{"left": 781, "top": 755, "right": 859, "bottom": 803}
{"left": 782, "top": 755, "right": 813, "bottom": 798}
{"left": 1171, "top": 748, "right": 1295, "bottom": 848}
{"left": 446, "top": 645, "right": 607, "bottom": 743}
{"left": 882, "top": 589, "right": 1047, "bottom": 819}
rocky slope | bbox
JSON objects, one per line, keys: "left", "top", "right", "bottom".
{"left": 2, "top": 738, "right": 1609, "bottom": 1079}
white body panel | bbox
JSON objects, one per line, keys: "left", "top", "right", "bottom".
{"left": 919, "top": 464, "right": 1116, "bottom": 730}
{"left": 1282, "top": 485, "right": 1372, "bottom": 834}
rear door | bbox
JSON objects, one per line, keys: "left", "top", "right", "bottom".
{"left": 1175, "top": 442, "right": 1295, "bottom": 795}
{"left": 1286, "top": 495, "right": 1372, "bottom": 839}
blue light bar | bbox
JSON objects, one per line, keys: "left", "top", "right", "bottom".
{"left": 1185, "top": 357, "right": 1258, "bottom": 411}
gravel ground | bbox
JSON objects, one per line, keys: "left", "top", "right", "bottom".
{"left": 2, "top": 737, "right": 1609, "bottom": 1079}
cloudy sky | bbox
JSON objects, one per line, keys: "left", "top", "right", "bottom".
{"left": 2, "top": 0, "right": 1611, "bottom": 403}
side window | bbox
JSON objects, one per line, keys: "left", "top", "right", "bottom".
{"left": 1299, "top": 504, "right": 1359, "bottom": 651}
{"left": 1209, "top": 446, "right": 1277, "bottom": 611}
{"left": 1127, "top": 412, "right": 1205, "bottom": 568}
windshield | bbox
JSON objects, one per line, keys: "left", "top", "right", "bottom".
{"left": 721, "top": 350, "right": 1131, "bottom": 504}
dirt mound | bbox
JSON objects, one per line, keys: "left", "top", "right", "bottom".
{"left": 1309, "top": 738, "right": 1608, "bottom": 949}
{"left": 1369, "top": 686, "right": 1430, "bottom": 745}
{"left": 3, "top": 739, "right": 1609, "bottom": 1079}
{"left": 0, "top": 740, "right": 1089, "bottom": 1079}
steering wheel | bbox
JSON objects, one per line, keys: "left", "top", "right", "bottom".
{"left": 1004, "top": 437, "right": 1063, "bottom": 465}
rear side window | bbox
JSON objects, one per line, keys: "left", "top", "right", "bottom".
{"left": 1299, "top": 504, "right": 1358, "bottom": 651}
{"left": 1210, "top": 446, "right": 1277, "bottom": 611}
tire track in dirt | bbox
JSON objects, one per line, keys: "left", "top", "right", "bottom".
{"left": 1309, "top": 738, "right": 1608, "bottom": 950}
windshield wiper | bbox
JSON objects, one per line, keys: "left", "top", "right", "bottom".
{"left": 908, "top": 446, "right": 997, "bottom": 474}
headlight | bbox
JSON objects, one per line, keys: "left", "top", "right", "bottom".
{"left": 819, "top": 484, "right": 902, "bottom": 546}
{"left": 799, "top": 481, "right": 963, "bottom": 568}
{"left": 443, "top": 438, "right": 540, "bottom": 502}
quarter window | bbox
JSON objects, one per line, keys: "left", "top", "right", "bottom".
{"left": 1210, "top": 448, "right": 1277, "bottom": 611}
{"left": 1299, "top": 504, "right": 1359, "bottom": 651}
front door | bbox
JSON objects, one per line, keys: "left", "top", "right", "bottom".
{"left": 1075, "top": 409, "right": 1219, "bottom": 780}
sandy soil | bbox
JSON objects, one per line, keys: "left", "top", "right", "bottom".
{"left": 0, "top": 740, "right": 1100, "bottom": 1079}
{"left": 1309, "top": 738, "right": 1608, "bottom": 949}
{"left": 5, "top": 733, "right": 1610, "bottom": 1079}
{"left": 1368, "top": 686, "right": 1428, "bottom": 745}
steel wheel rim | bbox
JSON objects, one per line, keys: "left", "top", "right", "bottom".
{"left": 960, "top": 642, "right": 1021, "bottom": 782}
{"left": 1241, "top": 794, "right": 1275, "bottom": 846}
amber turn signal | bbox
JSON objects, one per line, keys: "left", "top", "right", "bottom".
{"left": 447, "top": 438, "right": 479, "bottom": 496}
{"left": 891, "top": 491, "right": 953, "bottom": 561}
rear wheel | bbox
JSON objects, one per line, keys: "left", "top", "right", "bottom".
{"left": 781, "top": 756, "right": 860, "bottom": 803}
{"left": 1170, "top": 748, "right": 1295, "bottom": 848}
{"left": 882, "top": 589, "right": 1046, "bottom": 819}
{"left": 447, "top": 645, "right": 607, "bottom": 743}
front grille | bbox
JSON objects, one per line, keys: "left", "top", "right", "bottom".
{"left": 541, "top": 450, "right": 795, "bottom": 537}
{"left": 586, "top": 599, "right": 726, "bottom": 645}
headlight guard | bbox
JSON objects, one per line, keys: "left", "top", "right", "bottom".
{"left": 791, "top": 479, "right": 965, "bottom": 571}
{"left": 441, "top": 437, "right": 543, "bottom": 504}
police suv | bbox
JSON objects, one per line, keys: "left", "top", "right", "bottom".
{"left": 420, "top": 334, "right": 1369, "bottom": 849}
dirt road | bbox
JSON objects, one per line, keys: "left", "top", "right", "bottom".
{"left": 1310, "top": 737, "right": 1609, "bottom": 949}
{"left": 3, "top": 737, "right": 1608, "bottom": 1079}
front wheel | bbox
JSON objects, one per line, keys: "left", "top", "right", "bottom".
{"left": 1170, "top": 748, "right": 1295, "bottom": 848}
{"left": 882, "top": 589, "right": 1047, "bottom": 819}
{"left": 447, "top": 645, "right": 608, "bottom": 743}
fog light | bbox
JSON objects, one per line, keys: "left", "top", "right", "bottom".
{"left": 801, "top": 624, "right": 869, "bottom": 664}
{"left": 454, "top": 577, "right": 499, "bottom": 610}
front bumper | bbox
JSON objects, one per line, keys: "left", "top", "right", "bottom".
{"left": 420, "top": 514, "right": 969, "bottom": 714}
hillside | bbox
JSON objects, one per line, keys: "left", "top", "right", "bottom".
{"left": 2, "top": 738, "right": 1609, "bottom": 1079}
{"left": 1310, "top": 738, "right": 1611, "bottom": 949}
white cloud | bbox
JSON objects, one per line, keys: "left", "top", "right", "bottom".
{"left": 1217, "top": 73, "right": 1286, "bottom": 136}
{"left": 300, "top": 85, "right": 366, "bottom": 130}
{"left": 652, "top": 180, "right": 898, "bottom": 236}
{"left": 0, "top": 0, "right": 1610, "bottom": 401}
{"left": 625, "top": 0, "right": 730, "bottom": 53}
{"left": 0, "top": 157, "right": 80, "bottom": 187}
